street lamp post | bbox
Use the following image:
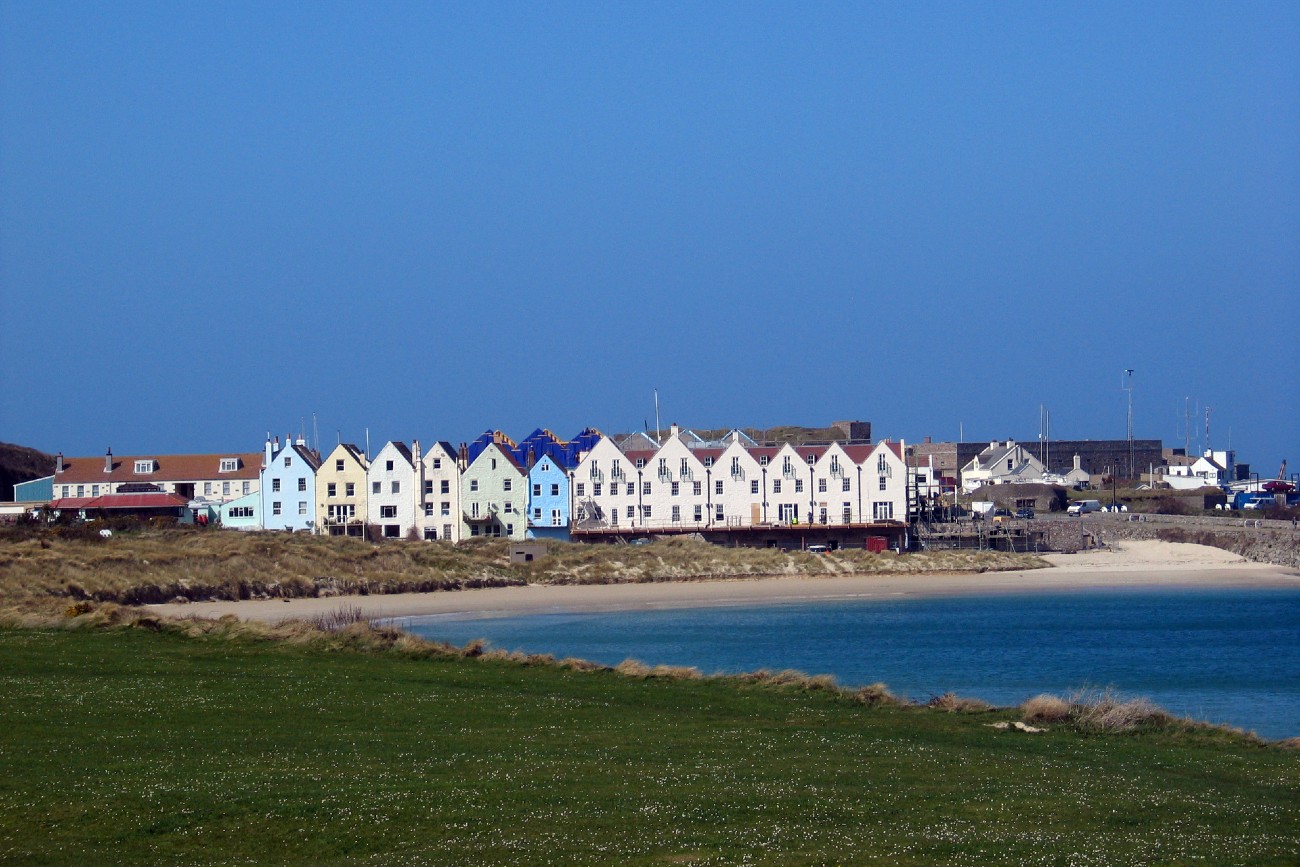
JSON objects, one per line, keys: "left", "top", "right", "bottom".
{"left": 1122, "top": 368, "right": 1134, "bottom": 481}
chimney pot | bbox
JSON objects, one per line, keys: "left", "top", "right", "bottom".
{"left": 56, "top": 452, "right": 64, "bottom": 474}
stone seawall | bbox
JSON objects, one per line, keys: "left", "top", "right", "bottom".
{"left": 1034, "top": 513, "right": 1300, "bottom": 569}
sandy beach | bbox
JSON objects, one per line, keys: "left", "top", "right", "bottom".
{"left": 146, "top": 540, "right": 1300, "bottom": 624}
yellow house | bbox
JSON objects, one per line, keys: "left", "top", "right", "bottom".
{"left": 317, "top": 443, "right": 369, "bottom": 536}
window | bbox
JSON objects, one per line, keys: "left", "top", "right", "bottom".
{"left": 221, "top": 458, "right": 239, "bottom": 473}
{"left": 626, "top": 483, "right": 635, "bottom": 495}
{"left": 680, "top": 458, "right": 689, "bottom": 475}
{"left": 336, "top": 459, "right": 345, "bottom": 472}
{"left": 298, "top": 478, "right": 307, "bottom": 492}
{"left": 576, "top": 482, "right": 585, "bottom": 496}
{"left": 627, "top": 506, "right": 635, "bottom": 519}
{"left": 433, "top": 458, "right": 442, "bottom": 469}
{"left": 533, "top": 484, "right": 541, "bottom": 496}
{"left": 795, "top": 479, "right": 804, "bottom": 493}
{"left": 760, "top": 455, "right": 769, "bottom": 467}
{"left": 504, "top": 502, "right": 514, "bottom": 513}
{"left": 345, "top": 483, "right": 354, "bottom": 497}
{"left": 91, "top": 485, "right": 99, "bottom": 496}
{"left": 506, "top": 524, "right": 513, "bottom": 536}
{"left": 372, "top": 481, "right": 381, "bottom": 494}
{"left": 471, "top": 503, "right": 480, "bottom": 517}
{"left": 671, "top": 482, "right": 679, "bottom": 496}
{"left": 873, "top": 502, "right": 894, "bottom": 521}
{"left": 443, "top": 524, "right": 452, "bottom": 538}
{"left": 424, "top": 504, "right": 433, "bottom": 517}
{"left": 204, "top": 482, "right": 212, "bottom": 495}
{"left": 298, "top": 501, "right": 307, "bottom": 515}
{"left": 222, "top": 481, "right": 230, "bottom": 496}
{"left": 694, "top": 505, "right": 702, "bottom": 521}
{"left": 551, "top": 509, "right": 562, "bottom": 526}
{"left": 283, "top": 456, "right": 291, "bottom": 467}
{"left": 877, "top": 454, "right": 888, "bottom": 472}
{"left": 642, "top": 481, "right": 651, "bottom": 495}
{"left": 783, "top": 457, "right": 792, "bottom": 473}
{"left": 327, "top": 483, "right": 337, "bottom": 497}
{"left": 551, "top": 484, "right": 560, "bottom": 496}
{"left": 502, "top": 479, "right": 512, "bottom": 492}
{"left": 1007, "top": 459, "right": 1014, "bottom": 471}
{"left": 641, "top": 505, "right": 652, "bottom": 518}
{"left": 806, "top": 454, "right": 816, "bottom": 466}
{"left": 135, "top": 460, "right": 154, "bottom": 474}
{"left": 842, "top": 479, "right": 851, "bottom": 492}
{"left": 76, "top": 485, "right": 84, "bottom": 497}
{"left": 672, "top": 505, "right": 681, "bottom": 522}
{"left": 818, "top": 479, "right": 827, "bottom": 493}
{"left": 386, "top": 460, "right": 394, "bottom": 471}
{"left": 242, "top": 481, "right": 250, "bottom": 495}
{"left": 441, "top": 502, "right": 450, "bottom": 516}
{"left": 440, "top": 480, "right": 449, "bottom": 494}
{"left": 635, "top": 458, "right": 645, "bottom": 469}
{"left": 593, "top": 483, "right": 602, "bottom": 496}
{"left": 704, "top": 456, "right": 714, "bottom": 468}
{"left": 916, "top": 473, "right": 928, "bottom": 484}
{"left": 693, "top": 481, "right": 702, "bottom": 496}
{"left": 272, "top": 501, "right": 282, "bottom": 516}
{"left": 424, "top": 480, "right": 433, "bottom": 495}
{"left": 61, "top": 486, "right": 69, "bottom": 497}
{"left": 715, "top": 480, "right": 723, "bottom": 495}
{"left": 533, "top": 507, "right": 542, "bottom": 519}
{"left": 715, "top": 504, "right": 724, "bottom": 521}
{"left": 773, "top": 480, "right": 782, "bottom": 493}
{"left": 391, "top": 481, "right": 400, "bottom": 494}
{"left": 751, "top": 480, "right": 759, "bottom": 494}
{"left": 380, "top": 506, "right": 397, "bottom": 518}
{"left": 272, "top": 479, "right": 281, "bottom": 493}
{"left": 470, "top": 480, "right": 479, "bottom": 492}
{"left": 879, "top": 476, "right": 887, "bottom": 491}
{"left": 843, "top": 503, "right": 852, "bottom": 522}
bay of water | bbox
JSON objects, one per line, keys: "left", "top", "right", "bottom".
{"left": 400, "top": 587, "right": 1300, "bottom": 739}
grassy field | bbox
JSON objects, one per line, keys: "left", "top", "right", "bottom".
{"left": 0, "top": 529, "right": 1045, "bottom": 604}
{"left": 0, "top": 614, "right": 1297, "bottom": 865}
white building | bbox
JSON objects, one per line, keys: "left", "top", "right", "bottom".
{"left": 367, "top": 441, "right": 421, "bottom": 539}
{"left": 420, "top": 441, "right": 463, "bottom": 542}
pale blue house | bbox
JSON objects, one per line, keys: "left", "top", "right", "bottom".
{"left": 260, "top": 436, "right": 321, "bottom": 532}
{"left": 218, "top": 491, "right": 260, "bottom": 530}
{"left": 526, "top": 454, "right": 571, "bottom": 540}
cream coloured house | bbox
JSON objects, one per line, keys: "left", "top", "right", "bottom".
{"left": 317, "top": 443, "right": 369, "bottom": 536}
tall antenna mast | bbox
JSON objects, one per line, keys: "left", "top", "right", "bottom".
{"left": 1204, "top": 407, "right": 1212, "bottom": 454}
{"left": 1122, "top": 369, "right": 1134, "bottom": 479}
{"left": 654, "top": 389, "right": 661, "bottom": 443}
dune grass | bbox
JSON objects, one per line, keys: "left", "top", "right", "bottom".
{"left": 0, "top": 611, "right": 1296, "bottom": 865}
{"left": 0, "top": 529, "right": 1046, "bottom": 604}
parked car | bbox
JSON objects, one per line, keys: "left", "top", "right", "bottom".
{"left": 1015, "top": 508, "right": 1035, "bottom": 520}
{"left": 1067, "top": 500, "right": 1102, "bottom": 516}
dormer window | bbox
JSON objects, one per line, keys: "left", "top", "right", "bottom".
{"left": 806, "top": 454, "right": 816, "bottom": 466}
{"left": 703, "top": 457, "right": 713, "bottom": 467}
{"left": 134, "top": 460, "right": 155, "bottom": 474}
{"left": 760, "top": 455, "right": 769, "bottom": 467}
{"left": 219, "top": 458, "right": 239, "bottom": 473}
{"left": 635, "top": 458, "right": 645, "bottom": 469}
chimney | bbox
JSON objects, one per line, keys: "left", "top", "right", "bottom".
{"left": 458, "top": 442, "right": 469, "bottom": 470}
{"left": 56, "top": 452, "right": 64, "bottom": 474}
{"left": 104, "top": 448, "right": 112, "bottom": 473}
{"left": 1073, "top": 454, "right": 1082, "bottom": 471}
{"left": 264, "top": 434, "right": 274, "bottom": 468}
{"left": 924, "top": 436, "right": 932, "bottom": 444}
{"left": 411, "top": 439, "right": 421, "bottom": 467}
{"left": 670, "top": 423, "right": 680, "bottom": 438}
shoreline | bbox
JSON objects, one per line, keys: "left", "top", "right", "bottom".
{"left": 148, "top": 541, "right": 1300, "bottom": 624}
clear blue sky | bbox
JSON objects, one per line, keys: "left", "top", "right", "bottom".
{"left": 2, "top": 2, "right": 1296, "bottom": 469}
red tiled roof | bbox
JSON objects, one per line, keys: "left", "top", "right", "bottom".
{"left": 50, "top": 492, "right": 188, "bottom": 510}
{"left": 53, "top": 453, "right": 263, "bottom": 485}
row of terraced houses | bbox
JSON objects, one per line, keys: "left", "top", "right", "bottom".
{"left": 20, "top": 423, "right": 911, "bottom": 549}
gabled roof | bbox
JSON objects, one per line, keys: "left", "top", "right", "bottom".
{"left": 53, "top": 452, "right": 263, "bottom": 485}
{"left": 270, "top": 441, "right": 322, "bottom": 471}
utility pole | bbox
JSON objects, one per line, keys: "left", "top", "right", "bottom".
{"left": 1122, "top": 369, "right": 1134, "bottom": 480}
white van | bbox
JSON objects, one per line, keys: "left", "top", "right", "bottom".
{"left": 1067, "top": 500, "right": 1102, "bottom": 516}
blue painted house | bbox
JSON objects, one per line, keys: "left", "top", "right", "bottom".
{"left": 260, "top": 436, "right": 322, "bottom": 532}
{"left": 526, "top": 454, "right": 571, "bottom": 540}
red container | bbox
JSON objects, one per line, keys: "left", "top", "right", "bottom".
{"left": 865, "top": 536, "right": 888, "bottom": 553}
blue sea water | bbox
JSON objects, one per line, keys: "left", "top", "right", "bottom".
{"left": 400, "top": 587, "right": 1300, "bottom": 739}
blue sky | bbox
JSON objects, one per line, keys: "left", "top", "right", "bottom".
{"left": 2, "top": 2, "right": 1296, "bottom": 469}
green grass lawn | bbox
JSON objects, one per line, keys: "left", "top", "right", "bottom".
{"left": 1, "top": 626, "right": 1296, "bottom": 865}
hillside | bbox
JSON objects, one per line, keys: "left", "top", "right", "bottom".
{"left": 0, "top": 441, "right": 54, "bottom": 501}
